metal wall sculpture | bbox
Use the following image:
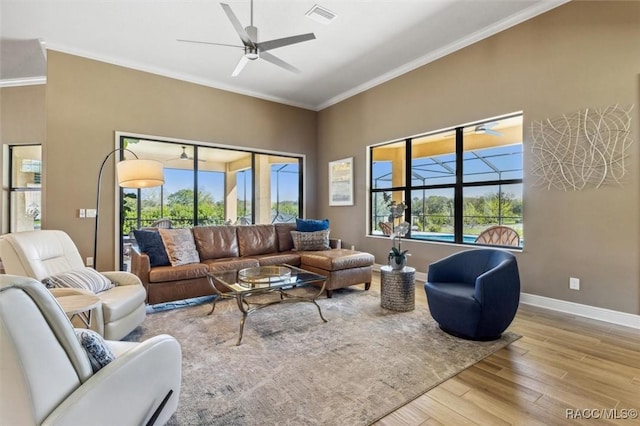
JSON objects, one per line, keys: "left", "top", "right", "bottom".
{"left": 530, "top": 104, "right": 634, "bottom": 191}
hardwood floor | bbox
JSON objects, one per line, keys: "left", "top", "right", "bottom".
{"left": 369, "top": 275, "right": 640, "bottom": 426}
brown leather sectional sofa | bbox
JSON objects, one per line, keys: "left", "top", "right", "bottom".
{"left": 131, "top": 223, "right": 374, "bottom": 304}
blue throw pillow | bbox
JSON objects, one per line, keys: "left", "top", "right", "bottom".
{"left": 133, "top": 229, "right": 171, "bottom": 267}
{"left": 296, "top": 218, "right": 330, "bottom": 232}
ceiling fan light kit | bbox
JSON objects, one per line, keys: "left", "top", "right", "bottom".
{"left": 179, "top": 0, "right": 316, "bottom": 77}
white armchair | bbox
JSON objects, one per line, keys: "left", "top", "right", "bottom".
{"left": 0, "top": 230, "right": 146, "bottom": 340}
{"left": 0, "top": 274, "right": 181, "bottom": 426}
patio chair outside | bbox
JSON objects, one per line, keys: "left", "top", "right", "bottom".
{"left": 151, "top": 218, "right": 173, "bottom": 229}
{"left": 474, "top": 225, "right": 520, "bottom": 247}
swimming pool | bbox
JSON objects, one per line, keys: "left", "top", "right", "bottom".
{"left": 412, "top": 233, "right": 478, "bottom": 244}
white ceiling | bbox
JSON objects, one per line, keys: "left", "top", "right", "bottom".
{"left": 0, "top": 0, "right": 567, "bottom": 111}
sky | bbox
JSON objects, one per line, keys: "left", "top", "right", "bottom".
{"left": 161, "top": 164, "right": 300, "bottom": 203}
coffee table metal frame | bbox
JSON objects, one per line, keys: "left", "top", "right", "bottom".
{"left": 206, "top": 264, "right": 328, "bottom": 345}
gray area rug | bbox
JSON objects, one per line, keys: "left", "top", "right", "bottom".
{"left": 126, "top": 288, "right": 519, "bottom": 425}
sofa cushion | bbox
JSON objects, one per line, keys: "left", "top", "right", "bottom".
{"left": 296, "top": 218, "right": 329, "bottom": 232}
{"left": 43, "top": 268, "right": 114, "bottom": 293}
{"left": 291, "top": 230, "right": 331, "bottom": 251}
{"left": 192, "top": 225, "right": 239, "bottom": 260}
{"left": 149, "top": 263, "right": 210, "bottom": 283}
{"left": 203, "top": 257, "right": 260, "bottom": 273}
{"left": 274, "top": 223, "right": 296, "bottom": 252}
{"left": 248, "top": 252, "right": 302, "bottom": 267}
{"left": 236, "top": 225, "right": 277, "bottom": 257}
{"left": 158, "top": 228, "right": 200, "bottom": 266}
{"left": 133, "top": 229, "right": 171, "bottom": 267}
{"left": 301, "top": 249, "right": 375, "bottom": 271}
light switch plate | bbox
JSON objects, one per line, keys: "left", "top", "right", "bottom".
{"left": 569, "top": 277, "right": 580, "bottom": 290}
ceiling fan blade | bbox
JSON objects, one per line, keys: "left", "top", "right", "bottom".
{"left": 259, "top": 51, "right": 300, "bottom": 73}
{"left": 257, "top": 33, "right": 316, "bottom": 52}
{"left": 177, "top": 39, "right": 243, "bottom": 49}
{"left": 232, "top": 55, "right": 250, "bottom": 77}
{"left": 220, "top": 3, "right": 255, "bottom": 47}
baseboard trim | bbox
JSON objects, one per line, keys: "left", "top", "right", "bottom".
{"left": 520, "top": 293, "right": 640, "bottom": 330}
{"left": 373, "top": 264, "right": 639, "bottom": 329}
{"left": 373, "top": 263, "right": 427, "bottom": 283}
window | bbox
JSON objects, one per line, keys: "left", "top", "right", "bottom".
{"left": 7, "top": 145, "right": 42, "bottom": 233}
{"left": 370, "top": 115, "right": 523, "bottom": 247}
{"left": 118, "top": 135, "right": 304, "bottom": 269}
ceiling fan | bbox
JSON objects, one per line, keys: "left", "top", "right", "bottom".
{"left": 178, "top": 0, "right": 315, "bottom": 77}
{"left": 443, "top": 122, "right": 503, "bottom": 138}
{"left": 167, "top": 146, "right": 206, "bottom": 162}
{"left": 473, "top": 122, "right": 502, "bottom": 137}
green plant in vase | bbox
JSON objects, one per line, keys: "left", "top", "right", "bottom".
{"left": 388, "top": 221, "right": 410, "bottom": 270}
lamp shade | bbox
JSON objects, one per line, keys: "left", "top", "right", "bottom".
{"left": 116, "top": 159, "right": 164, "bottom": 188}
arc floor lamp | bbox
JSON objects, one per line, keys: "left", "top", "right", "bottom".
{"left": 93, "top": 148, "right": 164, "bottom": 269}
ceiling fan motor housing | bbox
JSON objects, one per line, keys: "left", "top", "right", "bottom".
{"left": 245, "top": 26, "right": 259, "bottom": 59}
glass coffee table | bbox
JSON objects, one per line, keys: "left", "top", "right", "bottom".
{"left": 206, "top": 264, "right": 328, "bottom": 345}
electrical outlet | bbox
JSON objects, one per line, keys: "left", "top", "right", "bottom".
{"left": 350, "top": 245, "right": 355, "bottom": 250}
{"left": 86, "top": 257, "right": 94, "bottom": 267}
{"left": 86, "top": 209, "right": 97, "bottom": 218}
{"left": 569, "top": 277, "right": 580, "bottom": 290}
{"left": 79, "top": 209, "right": 86, "bottom": 218}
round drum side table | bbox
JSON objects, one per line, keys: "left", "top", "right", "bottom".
{"left": 380, "top": 265, "right": 416, "bottom": 312}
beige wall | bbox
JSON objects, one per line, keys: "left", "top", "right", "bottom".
{"left": 0, "top": 85, "right": 47, "bottom": 232}
{"left": 317, "top": 1, "right": 640, "bottom": 314}
{"left": 44, "top": 51, "right": 317, "bottom": 271}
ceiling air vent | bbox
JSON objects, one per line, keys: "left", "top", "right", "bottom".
{"left": 305, "top": 4, "right": 336, "bottom": 25}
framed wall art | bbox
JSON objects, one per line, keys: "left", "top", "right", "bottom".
{"left": 328, "top": 157, "right": 354, "bottom": 206}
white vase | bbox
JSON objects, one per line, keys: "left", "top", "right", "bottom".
{"left": 391, "top": 256, "right": 406, "bottom": 270}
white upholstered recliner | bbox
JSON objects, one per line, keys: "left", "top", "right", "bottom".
{"left": 0, "top": 274, "right": 181, "bottom": 426}
{"left": 0, "top": 230, "right": 146, "bottom": 340}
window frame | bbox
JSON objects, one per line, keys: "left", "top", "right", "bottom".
{"left": 116, "top": 132, "right": 305, "bottom": 270}
{"left": 369, "top": 114, "right": 523, "bottom": 248}
{"left": 7, "top": 144, "right": 42, "bottom": 233}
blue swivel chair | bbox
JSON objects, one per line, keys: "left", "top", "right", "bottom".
{"left": 425, "top": 249, "right": 520, "bottom": 341}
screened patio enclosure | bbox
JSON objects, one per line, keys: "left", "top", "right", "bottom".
{"left": 370, "top": 115, "right": 523, "bottom": 247}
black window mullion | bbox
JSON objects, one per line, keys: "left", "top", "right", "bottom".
{"left": 251, "top": 154, "right": 256, "bottom": 224}
{"left": 193, "top": 147, "right": 199, "bottom": 227}
{"left": 454, "top": 128, "right": 463, "bottom": 244}
{"left": 298, "top": 157, "right": 304, "bottom": 220}
{"left": 369, "top": 147, "right": 374, "bottom": 235}
{"left": 8, "top": 146, "right": 14, "bottom": 231}
{"left": 404, "top": 138, "right": 412, "bottom": 234}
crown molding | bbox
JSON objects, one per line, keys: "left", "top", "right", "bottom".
{"left": 0, "top": 77, "right": 46, "bottom": 88}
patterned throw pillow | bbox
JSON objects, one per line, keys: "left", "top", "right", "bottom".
{"left": 158, "top": 228, "right": 200, "bottom": 266}
{"left": 74, "top": 329, "right": 115, "bottom": 373}
{"left": 133, "top": 229, "right": 171, "bottom": 267}
{"left": 43, "top": 268, "right": 114, "bottom": 293}
{"left": 290, "top": 229, "right": 331, "bottom": 251}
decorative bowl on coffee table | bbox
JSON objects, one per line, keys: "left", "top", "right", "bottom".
{"left": 238, "top": 265, "right": 292, "bottom": 288}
